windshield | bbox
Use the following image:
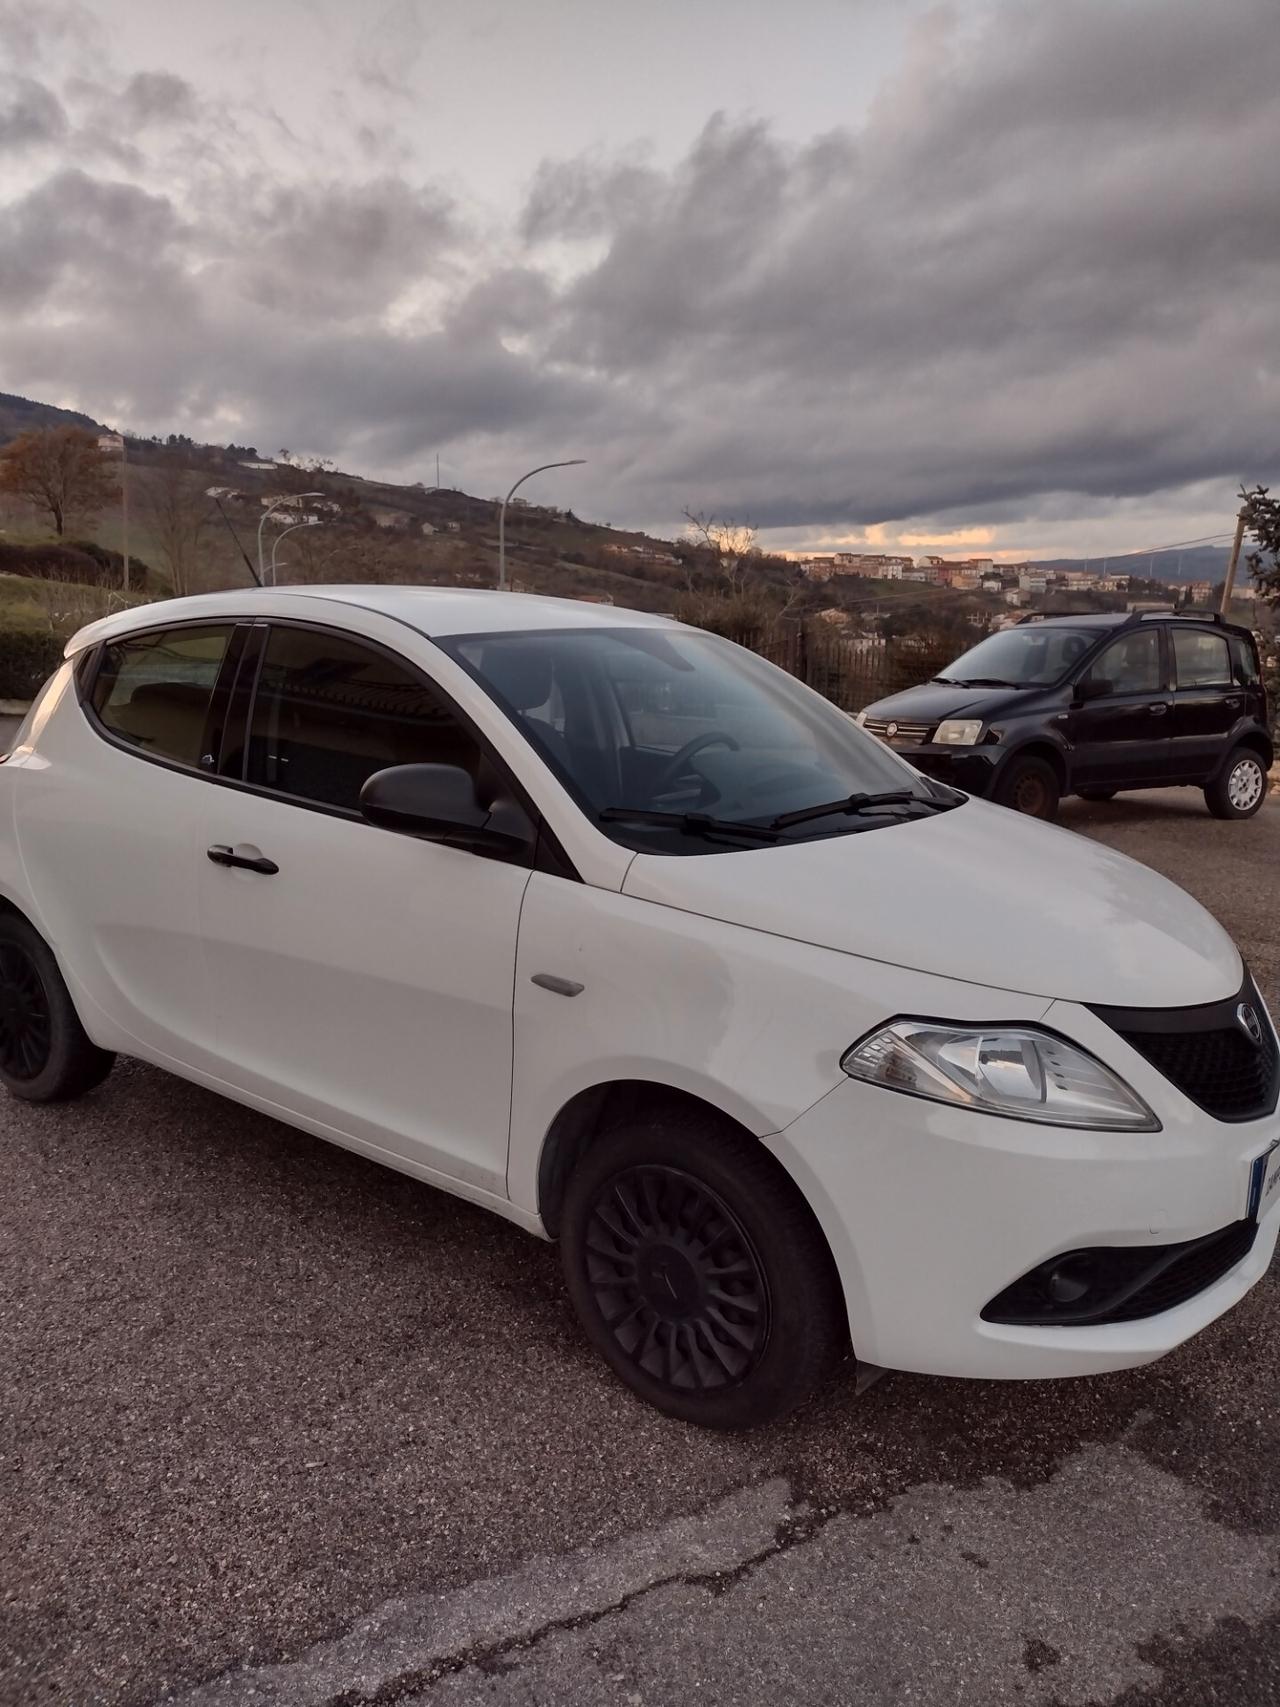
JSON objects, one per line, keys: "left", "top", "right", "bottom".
{"left": 939, "top": 625, "right": 1098, "bottom": 686}
{"left": 442, "top": 626, "right": 955, "bottom": 855}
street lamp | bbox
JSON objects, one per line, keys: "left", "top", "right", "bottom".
{"left": 270, "top": 518, "right": 324, "bottom": 586}
{"left": 258, "top": 492, "right": 324, "bottom": 586}
{"left": 497, "top": 460, "right": 585, "bottom": 591}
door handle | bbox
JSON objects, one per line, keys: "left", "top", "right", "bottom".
{"left": 207, "top": 844, "right": 279, "bottom": 875}
{"left": 1146, "top": 703, "right": 1169, "bottom": 716}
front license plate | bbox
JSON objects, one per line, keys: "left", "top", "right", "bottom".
{"left": 1247, "top": 1140, "right": 1280, "bottom": 1222}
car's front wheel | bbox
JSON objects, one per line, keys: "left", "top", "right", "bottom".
{"left": 0, "top": 914, "right": 115, "bottom": 1102}
{"left": 1205, "top": 746, "right": 1269, "bottom": 820}
{"left": 993, "top": 755, "right": 1061, "bottom": 820}
{"left": 561, "top": 1112, "right": 847, "bottom": 1428}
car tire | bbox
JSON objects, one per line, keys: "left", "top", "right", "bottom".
{"left": 993, "top": 756, "right": 1061, "bottom": 820}
{"left": 0, "top": 914, "right": 115, "bottom": 1102}
{"left": 561, "top": 1111, "right": 847, "bottom": 1429}
{"left": 1077, "top": 789, "right": 1116, "bottom": 802}
{"left": 1205, "top": 747, "right": 1269, "bottom": 820}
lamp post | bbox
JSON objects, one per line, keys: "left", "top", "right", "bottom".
{"left": 497, "top": 459, "right": 585, "bottom": 591}
{"left": 258, "top": 492, "right": 323, "bottom": 586}
{"left": 270, "top": 518, "right": 324, "bottom": 586}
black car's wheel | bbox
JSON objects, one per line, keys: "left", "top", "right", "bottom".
{"left": 0, "top": 914, "right": 114, "bottom": 1102}
{"left": 1077, "top": 789, "right": 1116, "bottom": 802}
{"left": 561, "top": 1112, "right": 847, "bottom": 1428}
{"left": 1205, "top": 747, "right": 1269, "bottom": 820}
{"left": 993, "top": 756, "right": 1061, "bottom": 821}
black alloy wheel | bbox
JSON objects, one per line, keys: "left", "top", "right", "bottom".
{"left": 583, "top": 1165, "right": 770, "bottom": 1394}
{"left": 561, "top": 1113, "right": 847, "bottom": 1427}
{"left": 0, "top": 941, "right": 52, "bottom": 1081}
{"left": 0, "top": 914, "right": 115, "bottom": 1102}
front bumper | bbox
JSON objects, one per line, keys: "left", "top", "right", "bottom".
{"left": 766, "top": 1000, "right": 1280, "bottom": 1379}
{"left": 881, "top": 741, "right": 1001, "bottom": 795}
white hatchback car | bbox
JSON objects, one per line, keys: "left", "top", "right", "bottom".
{"left": 2, "top": 587, "right": 1277, "bottom": 1427}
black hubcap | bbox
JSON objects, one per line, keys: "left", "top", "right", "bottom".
{"left": 0, "top": 944, "right": 51, "bottom": 1081}
{"left": 584, "top": 1165, "right": 770, "bottom": 1392}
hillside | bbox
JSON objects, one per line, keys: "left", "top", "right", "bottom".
{"left": 0, "top": 391, "right": 104, "bottom": 444}
{"left": 1030, "top": 545, "right": 1232, "bottom": 585}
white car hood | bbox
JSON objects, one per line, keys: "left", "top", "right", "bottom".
{"left": 621, "top": 797, "right": 1242, "bottom": 1007}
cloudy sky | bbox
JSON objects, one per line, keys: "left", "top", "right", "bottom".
{"left": 2, "top": 0, "right": 1277, "bottom": 560}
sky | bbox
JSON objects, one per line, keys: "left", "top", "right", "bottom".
{"left": 1, "top": 0, "right": 1278, "bottom": 562}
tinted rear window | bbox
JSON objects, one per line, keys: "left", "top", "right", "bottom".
{"left": 90, "top": 626, "right": 232, "bottom": 768}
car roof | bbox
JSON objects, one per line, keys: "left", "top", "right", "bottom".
{"left": 1015, "top": 611, "right": 1253, "bottom": 638}
{"left": 66, "top": 585, "right": 677, "bottom": 654}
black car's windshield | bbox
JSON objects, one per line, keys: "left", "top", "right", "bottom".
{"left": 941, "top": 625, "right": 1099, "bottom": 687}
{"left": 442, "top": 626, "right": 959, "bottom": 855}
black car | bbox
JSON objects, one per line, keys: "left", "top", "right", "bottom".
{"left": 858, "top": 611, "right": 1272, "bottom": 821}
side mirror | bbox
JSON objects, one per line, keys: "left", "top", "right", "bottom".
{"left": 359, "top": 763, "right": 533, "bottom": 856}
{"left": 1074, "top": 676, "right": 1112, "bottom": 703}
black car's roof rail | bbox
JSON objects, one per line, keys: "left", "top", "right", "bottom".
{"left": 1015, "top": 607, "right": 1230, "bottom": 630}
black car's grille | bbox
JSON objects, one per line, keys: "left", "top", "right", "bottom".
{"left": 1089, "top": 974, "right": 1279, "bottom": 1124}
{"left": 863, "top": 717, "right": 934, "bottom": 745}
{"left": 982, "top": 1219, "right": 1259, "bottom": 1327}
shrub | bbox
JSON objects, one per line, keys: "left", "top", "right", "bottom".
{"left": 0, "top": 628, "right": 67, "bottom": 699}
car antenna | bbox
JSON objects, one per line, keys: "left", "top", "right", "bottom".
{"left": 212, "top": 496, "right": 262, "bottom": 587}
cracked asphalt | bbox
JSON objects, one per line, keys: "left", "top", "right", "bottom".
{"left": 1, "top": 788, "right": 1278, "bottom": 1706}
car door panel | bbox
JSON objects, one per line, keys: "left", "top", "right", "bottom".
{"left": 13, "top": 625, "right": 240, "bottom": 1069}
{"left": 1067, "top": 628, "right": 1171, "bottom": 786}
{"left": 195, "top": 621, "right": 531, "bottom": 1193}
{"left": 1169, "top": 628, "right": 1239, "bottom": 781}
{"left": 197, "top": 793, "right": 529, "bottom": 1190}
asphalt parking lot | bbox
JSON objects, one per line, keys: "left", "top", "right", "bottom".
{"left": 2, "top": 789, "right": 1279, "bottom": 1707}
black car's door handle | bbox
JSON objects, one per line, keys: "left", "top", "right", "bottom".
{"left": 207, "top": 844, "right": 279, "bottom": 875}
{"left": 1147, "top": 703, "right": 1169, "bottom": 716}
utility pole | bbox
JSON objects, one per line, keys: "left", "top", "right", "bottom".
{"left": 120, "top": 437, "right": 130, "bottom": 593}
{"left": 436, "top": 453, "right": 440, "bottom": 489}
{"left": 1219, "top": 507, "right": 1248, "bottom": 614}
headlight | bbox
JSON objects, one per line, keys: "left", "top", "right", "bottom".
{"left": 934, "top": 718, "right": 983, "bottom": 746}
{"left": 841, "top": 1020, "right": 1159, "bottom": 1131}
{"left": 854, "top": 710, "right": 868, "bottom": 727}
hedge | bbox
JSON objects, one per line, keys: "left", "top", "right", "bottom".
{"left": 0, "top": 628, "right": 67, "bottom": 700}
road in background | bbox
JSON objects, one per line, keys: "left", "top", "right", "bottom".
{"left": 0, "top": 792, "right": 1277, "bottom": 1705}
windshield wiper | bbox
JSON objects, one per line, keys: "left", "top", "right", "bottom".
{"left": 950, "top": 676, "right": 1026, "bottom": 688}
{"left": 931, "top": 675, "right": 961, "bottom": 684}
{"left": 599, "top": 806, "right": 782, "bottom": 843}
{"left": 769, "top": 790, "right": 947, "bottom": 830}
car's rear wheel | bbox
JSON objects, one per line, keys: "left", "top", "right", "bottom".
{"left": 0, "top": 915, "right": 114, "bottom": 1102}
{"left": 1077, "top": 788, "right": 1116, "bottom": 802}
{"left": 1205, "top": 747, "right": 1269, "bottom": 820}
{"left": 561, "top": 1112, "right": 847, "bottom": 1428}
{"left": 993, "top": 755, "right": 1060, "bottom": 820}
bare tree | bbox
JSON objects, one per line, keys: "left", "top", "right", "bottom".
{"left": 682, "top": 509, "right": 758, "bottom": 596}
{"left": 0, "top": 427, "right": 118, "bottom": 537}
{"left": 137, "top": 456, "right": 214, "bottom": 596}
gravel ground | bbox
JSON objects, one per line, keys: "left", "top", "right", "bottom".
{"left": 1, "top": 788, "right": 1277, "bottom": 1707}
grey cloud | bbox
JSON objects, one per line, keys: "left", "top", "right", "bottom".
{"left": 2, "top": 0, "right": 1277, "bottom": 542}
{"left": 0, "top": 75, "right": 68, "bottom": 150}
{"left": 121, "top": 70, "right": 198, "bottom": 128}
{"left": 510, "top": 0, "right": 1280, "bottom": 530}
{"left": 0, "top": 169, "right": 187, "bottom": 312}
{"left": 224, "top": 178, "right": 462, "bottom": 319}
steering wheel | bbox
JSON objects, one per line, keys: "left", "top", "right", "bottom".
{"left": 652, "top": 731, "right": 740, "bottom": 796}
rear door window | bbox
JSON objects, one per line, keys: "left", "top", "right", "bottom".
{"left": 90, "top": 625, "right": 233, "bottom": 768}
{"left": 1173, "top": 630, "right": 1232, "bottom": 689}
